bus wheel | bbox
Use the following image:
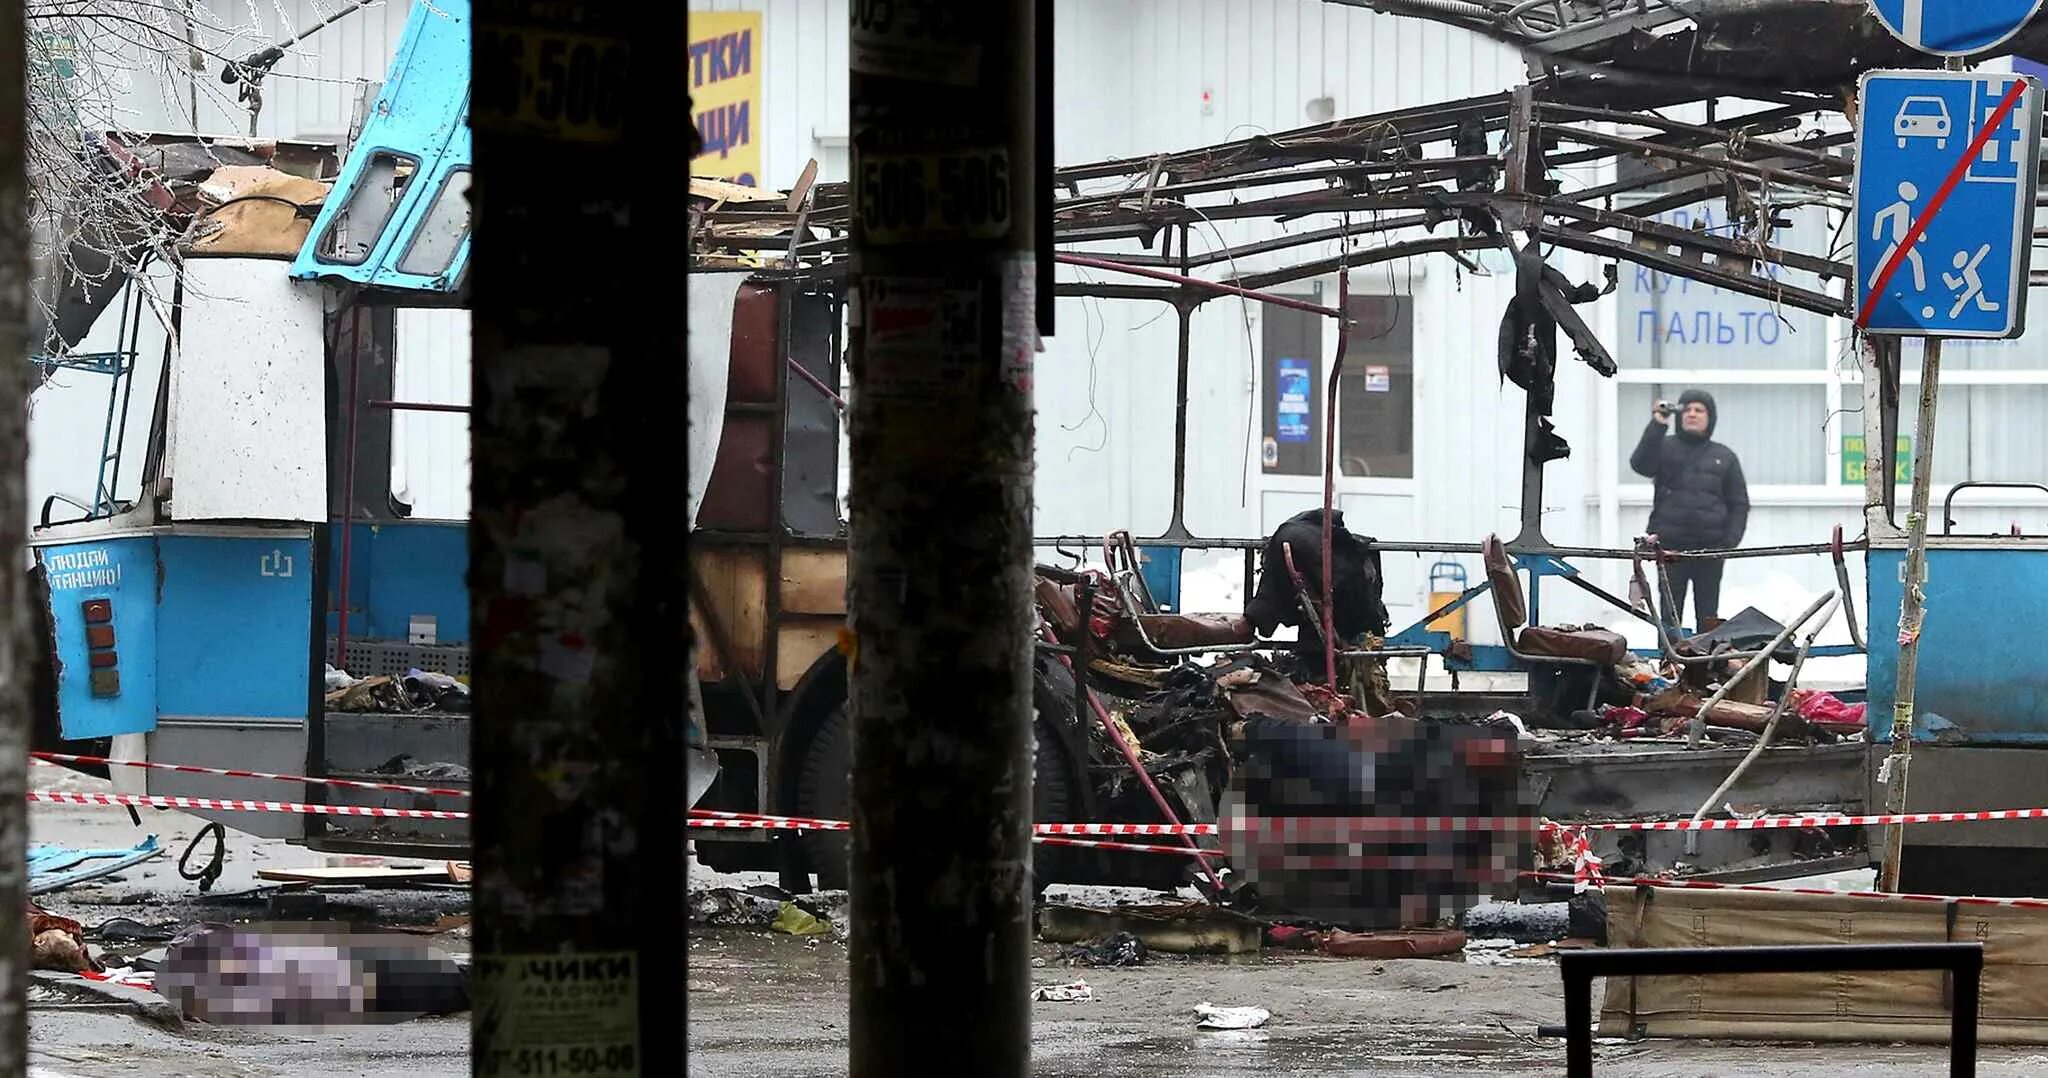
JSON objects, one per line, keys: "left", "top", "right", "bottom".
{"left": 794, "top": 702, "right": 1078, "bottom": 895}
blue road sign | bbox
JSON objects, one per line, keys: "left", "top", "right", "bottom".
{"left": 1854, "top": 70, "right": 2042, "bottom": 338}
{"left": 1868, "top": 0, "right": 2045, "bottom": 57}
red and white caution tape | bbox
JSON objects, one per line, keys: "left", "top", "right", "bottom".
{"left": 1569, "top": 807, "right": 2048, "bottom": 832}
{"left": 1037, "top": 817, "right": 1547, "bottom": 837}
{"left": 1523, "top": 870, "right": 2048, "bottom": 910}
{"left": 688, "top": 810, "right": 1220, "bottom": 857}
{"left": 1030, "top": 821, "right": 1218, "bottom": 837}
{"left": 691, "top": 808, "right": 849, "bottom": 831}
{"left": 1034, "top": 809, "right": 2048, "bottom": 836}
{"left": 697, "top": 808, "right": 2048, "bottom": 838}
{"left": 1037, "top": 835, "right": 1225, "bottom": 857}
{"left": 33, "top": 750, "right": 469, "bottom": 799}
{"left": 30, "top": 790, "right": 469, "bottom": 821}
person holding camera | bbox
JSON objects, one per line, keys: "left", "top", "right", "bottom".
{"left": 1629, "top": 389, "right": 1749, "bottom": 628}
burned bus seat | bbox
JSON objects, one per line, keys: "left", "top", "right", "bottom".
{"left": 1483, "top": 535, "right": 1618, "bottom": 708}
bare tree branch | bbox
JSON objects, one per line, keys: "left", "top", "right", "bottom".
{"left": 23, "top": 0, "right": 352, "bottom": 362}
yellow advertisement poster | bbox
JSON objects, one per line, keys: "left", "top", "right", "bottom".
{"left": 690, "top": 11, "right": 763, "bottom": 187}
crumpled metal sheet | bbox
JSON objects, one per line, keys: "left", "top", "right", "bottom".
{"left": 28, "top": 836, "right": 162, "bottom": 895}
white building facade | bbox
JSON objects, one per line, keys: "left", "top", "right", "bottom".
{"left": 40, "top": 1, "right": 2048, "bottom": 651}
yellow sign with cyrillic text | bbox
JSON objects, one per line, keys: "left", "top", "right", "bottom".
{"left": 690, "top": 12, "right": 763, "bottom": 187}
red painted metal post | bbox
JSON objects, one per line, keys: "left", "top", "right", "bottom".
{"left": 1320, "top": 265, "right": 1350, "bottom": 691}
{"left": 334, "top": 307, "right": 364, "bottom": 670}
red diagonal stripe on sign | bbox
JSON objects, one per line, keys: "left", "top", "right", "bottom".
{"left": 1858, "top": 78, "right": 2030, "bottom": 329}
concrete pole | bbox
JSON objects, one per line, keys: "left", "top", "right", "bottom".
{"left": 468, "top": 4, "right": 686, "bottom": 1073}
{"left": 1879, "top": 338, "right": 1940, "bottom": 893}
{"left": 847, "top": 4, "right": 1039, "bottom": 1075}
{"left": 0, "top": 0, "right": 29, "bottom": 1068}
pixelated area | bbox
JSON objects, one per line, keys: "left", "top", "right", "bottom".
{"left": 154, "top": 923, "right": 469, "bottom": 1028}
{"left": 1220, "top": 716, "right": 1536, "bottom": 929}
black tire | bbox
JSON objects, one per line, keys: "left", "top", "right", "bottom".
{"left": 795, "top": 693, "right": 1079, "bottom": 894}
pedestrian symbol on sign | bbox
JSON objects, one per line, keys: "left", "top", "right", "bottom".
{"left": 1867, "top": 181, "right": 1928, "bottom": 293}
{"left": 1942, "top": 245, "right": 1998, "bottom": 320}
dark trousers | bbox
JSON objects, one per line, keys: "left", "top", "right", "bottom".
{"left": 1660, "top": 557, "right": 1725, "bottom": 629}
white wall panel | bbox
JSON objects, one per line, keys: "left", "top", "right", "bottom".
{"left": 167, "top": 259, "right": 328, "bottom": 522}
{"left": 390, "top": 309, "right": 472, "bottom": 521}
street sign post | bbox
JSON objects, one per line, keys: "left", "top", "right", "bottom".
{"left": 1868, "top": 0, "right": 2046, "bottom": 57}
{"left": 1854, "top": 69, "right": 2042, "bottom": 337}
{"left": 1853, "top": 63, "right": 2044, "bottom": 895}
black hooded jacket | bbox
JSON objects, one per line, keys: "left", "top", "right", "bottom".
{"left": 1245, "top": 509, "right": 1389, "bottom": 645}
{"left": 1629, "top": 389, "right": 1750, "bottom": 551}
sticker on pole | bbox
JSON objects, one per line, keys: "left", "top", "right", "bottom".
{"left": 1853, "top": 69, "right": 2041, "bottom": 338}
{"left": 1866, "top": 0, "right": 2045, "bottom": 57}
{"left": 475, "top": 951, "right": 640, "bottom": 1077}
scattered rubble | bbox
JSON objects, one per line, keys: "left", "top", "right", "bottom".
{"left": 1194, "top": 1002, "right": 1270, "bottom": 1030}
{"left": 690, "top": 886, "right": 788, "bottom": 928}
{"left": 1317, "top": 927, "right": 1467, "bottom": 960}
{"left": 326, "top": 668, "right": 470, "bottom": 714}
{"left": 1038, "top": 901, "right": 1264, "bottom": 956}
{"left": 771, "top": 902, "right": 830, "bottom": 937}
{"left": 1031, "top": 979, "right": 1094, "bottom": 1003}
{"left": 1064, "top": 931, "right": 1147, "bottom": 968}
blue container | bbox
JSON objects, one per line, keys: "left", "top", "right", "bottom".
{"left": 1138, "top": 546, "right": 1184, "bottom": 613}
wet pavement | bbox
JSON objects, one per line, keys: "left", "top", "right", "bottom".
{"left": 687, "top": 862, "right": 2048, "bottom": 1077}
{"left": 25, "top": 771, "right": 2048, "bottom": 1077}
{"left": 26, "top": 761, "right": 471, "bottom": 1078}
{"left": 687, "top": 921, "right": 2048, "bottom": 1076}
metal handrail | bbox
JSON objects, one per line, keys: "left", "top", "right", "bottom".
{"left": 1942, "top": 482, "right": 2048, "bottom": 535}
{"left": 39, "top": 493, "right": 95, "bottom": 529}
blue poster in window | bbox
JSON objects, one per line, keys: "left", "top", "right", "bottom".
{"left": 1275, "top": 358, "right": 1311, "bottom": 443}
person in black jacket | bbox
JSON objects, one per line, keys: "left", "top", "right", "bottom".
{"left": 1629, "top": 389, "right": 1749, "bottom": 627}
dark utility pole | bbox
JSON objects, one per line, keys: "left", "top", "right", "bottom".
{"left": 469, "top": 3, "right": 686, "bottom": 1074}
{"left": 847, "top": 3, "right": 1040, "bottom": 1075}
{"left": 0, "top": 0, "right": 31, "bottom": 1070}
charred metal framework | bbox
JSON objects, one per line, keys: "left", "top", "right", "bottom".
{"left": 1327, "top": 1, "right": 2048, "bottom": 97}
{"left": 692, "top": 77, "right": 1854, "bottom": 554}
{"left": 688, "top": 78, "right": 1887, "bottom": 678}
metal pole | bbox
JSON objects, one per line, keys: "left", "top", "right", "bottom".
{"left": 1684, "top": 594, "right": 1838, "bottom": 853}
{"left": 1562, "top": 967, "right": 1594, "bottom": 1077}
{"left": 1686, "top": 590, "right": 1836, "bottom": 748}
{"left": 1881, "top": 337, "right": 1942, "bottom": 892}
{"left": 848, "top": 5, "right": 1038, "bottom": 1075}
{"left": 334, "top": 307, "right": 363, "bottom": 668}
{"left": 0, "top": 0, "right": 31, "bottom": 1067}
{"left": 1320, "top": 264, "right": 1349, "bottom": 690}
{"left": 1169, "top": 302, "right": 1194, "bottom": 538}
{"left": 468, "top": 2, "right": 684, "bottom": 1073}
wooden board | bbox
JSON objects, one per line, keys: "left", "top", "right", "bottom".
{"left": 779, "top": 548, "right": 848, "bottom": 616}
{"left": 776, "top": 618, "right": 843, "bottom": 691}
{"left": 257, "top": 864, "right": 451, "bottom": 884}
{"left": 1600, "top": 883, "right": 2048, "bottom": 1044}
{"left": 690, "top": 546, "right": 768, "bottom": 681}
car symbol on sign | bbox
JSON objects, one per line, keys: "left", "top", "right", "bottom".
{"left": 1895, "top": 96, "right": 1952, "bottom": 149}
